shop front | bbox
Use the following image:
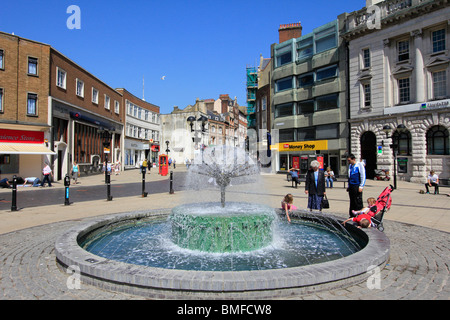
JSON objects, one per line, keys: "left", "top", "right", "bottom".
{"left": 273, "top": 140, "right": 343, "bottom": 177}
{"left": 124, "top": 139, "right": 149, "bottom": 169}
{"left": 0, "top": 128, "right": 56, "bottom": 180}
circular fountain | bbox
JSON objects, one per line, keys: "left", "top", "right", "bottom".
{"left": 55, "top": 146, "right": 390, "bottom": 298}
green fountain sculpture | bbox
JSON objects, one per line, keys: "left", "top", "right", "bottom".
{"left": 170, "top": 146, "right": 275, "bottom": 253}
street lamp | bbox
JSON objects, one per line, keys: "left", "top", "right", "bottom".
{"left": 165, "top": 140, "right": 170, "bottom": 154}
{"left": 187, "top": 116, "right": 196, "bottom": 132}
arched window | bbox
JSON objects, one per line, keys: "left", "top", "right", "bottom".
{"left": 393, "top": 130, "right": 412, "bottom": 155}
{"left": 426, "top": 125, "right": 449, "bottom": 155}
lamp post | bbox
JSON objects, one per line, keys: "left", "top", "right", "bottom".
{"left": 99, "top": 128, "right": 113, "bottom": 201}
{"left": 383, "top": 124, "right": 404, "bottom": 190}
{"left": 187, "top": 114, "right": 208, "bottom": 163}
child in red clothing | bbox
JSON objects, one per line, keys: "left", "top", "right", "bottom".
{"left": 342, "top": 213, "right": 372, "bottom": 228}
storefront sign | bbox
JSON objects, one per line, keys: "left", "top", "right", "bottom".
{"left": 0, "top": 129, "right": 44, "bottom": 144}
{"left": 274, "top": 140, "right": 328, "bottom": 152}
{"left": 384, "top": 98, "right": 450, "bottom": 115}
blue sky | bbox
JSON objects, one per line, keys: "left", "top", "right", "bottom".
{"left": 1, "top": 0, "right": 365, "bottom": 114}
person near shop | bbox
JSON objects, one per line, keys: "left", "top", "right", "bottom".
{"left": 304, "top": 160, "right": 326, "bottom": 212}
{"left": 41, "top": 163, "right": 53, "bottom": 187}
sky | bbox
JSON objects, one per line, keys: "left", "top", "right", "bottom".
{"left": 0, "top": 0, "right": 366, "bottom": 115}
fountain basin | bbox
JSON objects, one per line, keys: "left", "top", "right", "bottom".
{"left": 55, "top": 209, "right": 390, "bottom": 299}
{"left": 170, "top": 202, "right": 275, "bottom": 253}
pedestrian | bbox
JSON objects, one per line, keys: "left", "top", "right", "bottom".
{"left": 288, "top": 167, "right": 300, "bottom": 187}
{"left": 347, "top": 153, "right": 366, "bottom": 217}
{"left": 70, "top": 161, "right": 80, "bottom": 184}
{"left": 173, "top": 159, "right": 176, "bottom": 169}
{"left": 168, "top": 158, "right": 172, "bottom": 167}
{"left": 424, "top": 170, "right": 439, "bottom": 194}
{"left": 325, "top": 167, "right": 335, "bottom": 188}
{"left": 41, "top": 163, "right": 53, "bottom": 187}
{"left": 304, "top": 160, "right": 326, "bottom": 212}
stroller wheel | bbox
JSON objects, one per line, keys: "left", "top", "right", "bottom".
{"left": 377, "top": 224, "right": 384, "bottom": 232}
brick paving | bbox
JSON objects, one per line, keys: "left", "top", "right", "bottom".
{"left": 0, "top": 167, "right": 449, "bottom": 300}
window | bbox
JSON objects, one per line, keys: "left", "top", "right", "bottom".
{"left": 316, "top": 65, "right": 338, "bottom": 81}
{"left": 297, "top": 37, "right": 313, "bottom": 60}
{"left": 276, "top": 46, "right": 292, "bottom": 67}
{"left": 298, "top": 73, "right": 314, "bottom": 88}
{"left": 298, "top": 100, "right": 314, "bottom": 114}
{"left": 0, "top": 88, "right": 3, "bottom": 112}
{"left": 426, "top": 125, "right": 449, "bottom": 155}
{"left": 28, "top": 57, "right": 38, "bottom": 75}
{"left": 275, "top": 77, "right": 293, "bottom": 92}
{"left": 362, "top": 48, "right": 371, "bottom": 69}
{"left": 104, "top": 95, "right": 110, "bottom": 110}
{"left": 432, "top": 70, "right": 447, "bottom": 99}
{"left": 76, "top": 79, "right": 84, "bottom": 97}
{"left": 56, "top": 67, "right": 66, "bottom": 89}
{"left": 315, "top": 25, "right": 337, "bottom": 54}
{"left": 432, "top": 29, "right": 446, "bottom": 53}
{"left": 316, "top": 94, "right": 339, "bottom": 111}
{"left": 393, "top": 130, "right": 412, "bottom": 156}
{"left": 0, "top": 49, "right": 3, "bottom": 69}
{"left": 363, "top": 83, "right": 371, "bottom": 107}
{"left": 316, "top": 123, "right": 339, "bottom": 140}
{"left": 27, "top": 93, "right": 37, "bottom": 116}
{"left": 398, "top": 40, "right": 409, "bottom": 62}
{"left": 279, "top": 129, "right": 295, "bottom": 142}
{"left": 92, "top": 88, "right": 99, "bottom": 104}
{"left": 398, "top": 78, "right": 410, "bottom": 103}
{"left": 261, "top": 96, "right": 267, "bottom": 111}
{"left": 115, "top": 100, "right": 120, "bottom": 114}
{"left": 297, "top": 127, "right": 315, "bottom": 141}
{"left": 275, "top": 103, "right": 294, "bottom": 118}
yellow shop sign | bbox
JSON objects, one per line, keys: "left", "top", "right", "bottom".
{"left": 272, "top": 140, "right": 328, "bottom": 152}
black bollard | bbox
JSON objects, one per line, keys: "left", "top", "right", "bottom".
{"left": 11, "top": 175, "right": 18, "bottom": 212}
{"left": 64, "top": 174, "right": 71, "bottom": 206}
{"left": 142, "top": 167, "right": 148, "bottom": 197}
{"left": 169, "top": 171, "right": 174, "bottom": 194}
{"left": 106, "top": 170, "right": 113, "bottom": 201}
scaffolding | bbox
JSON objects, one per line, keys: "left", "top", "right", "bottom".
{"left": 246, "top": 66, "right": 257, "bottom": 128}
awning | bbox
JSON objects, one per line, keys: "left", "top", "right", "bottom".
{"left": 0, "top": 143, "right": 56, "bottom": 155}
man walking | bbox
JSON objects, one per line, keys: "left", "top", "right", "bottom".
{"left": 347, "top": 154, "right": 366, "bottom": 217}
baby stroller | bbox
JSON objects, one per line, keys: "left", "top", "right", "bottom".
{"left": 367, "top": 185, "right": 394, "bottom": 232}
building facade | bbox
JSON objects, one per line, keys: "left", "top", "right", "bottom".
{"left": 116, "top": 88, "right": 161, "bottom": 168}
{"left": 270, "top": 18, "right": 349, "bottom": 176}
{"left": 0, "top": 32, "right": 55, "bottom": 179}
{"left": 343, "top": 0, "right": 450, "bottom": 183}
{"left": 50, "top": 49, "right": 124, "bottom": 180}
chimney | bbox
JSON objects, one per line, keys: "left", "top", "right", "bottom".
{"left": 278, "top": 22, "right": 302, "bottom": 43}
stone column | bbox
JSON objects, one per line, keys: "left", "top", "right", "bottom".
{"left": 411, "top": 29, "right": 425, "bottom": 103}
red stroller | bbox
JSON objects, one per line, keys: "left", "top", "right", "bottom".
{"left": 367, "top": 185, "right": 394, "bottom": 232}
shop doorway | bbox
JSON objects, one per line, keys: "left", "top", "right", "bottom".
{"left": 360, "top": 131, "right": 377, "bottom": 180}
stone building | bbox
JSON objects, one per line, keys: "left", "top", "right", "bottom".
{"left": 343, "top": 0, "right": 450, "bottom": 183}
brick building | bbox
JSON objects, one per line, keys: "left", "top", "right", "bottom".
{"left": 0, "top": 32, "right": 55, "bottom": 179}
{"left": 50, "top": 49, "right": 124, "bottom": 180}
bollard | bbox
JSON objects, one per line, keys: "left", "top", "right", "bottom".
{"left": 64, "top": 174, "right": 71, "bottom": 206}
{"left": 11, "top": 175, "right": 18, "bottom": 211}
{"left": 141, "top": 167, "right": 148, "bottom": 197}
{"left": 169, "top": 171, "right": 174, "bottom": 194}
{"left": 105, "top": 170, "right": 113, "bottom": 201}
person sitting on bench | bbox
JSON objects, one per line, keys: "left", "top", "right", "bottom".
{"left": 288, "top": 167, "right": 300, "bottom": 187}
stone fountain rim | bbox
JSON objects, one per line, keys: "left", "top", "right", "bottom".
{"left": 55, "top": 208, "right": 390, "bottom": 296}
